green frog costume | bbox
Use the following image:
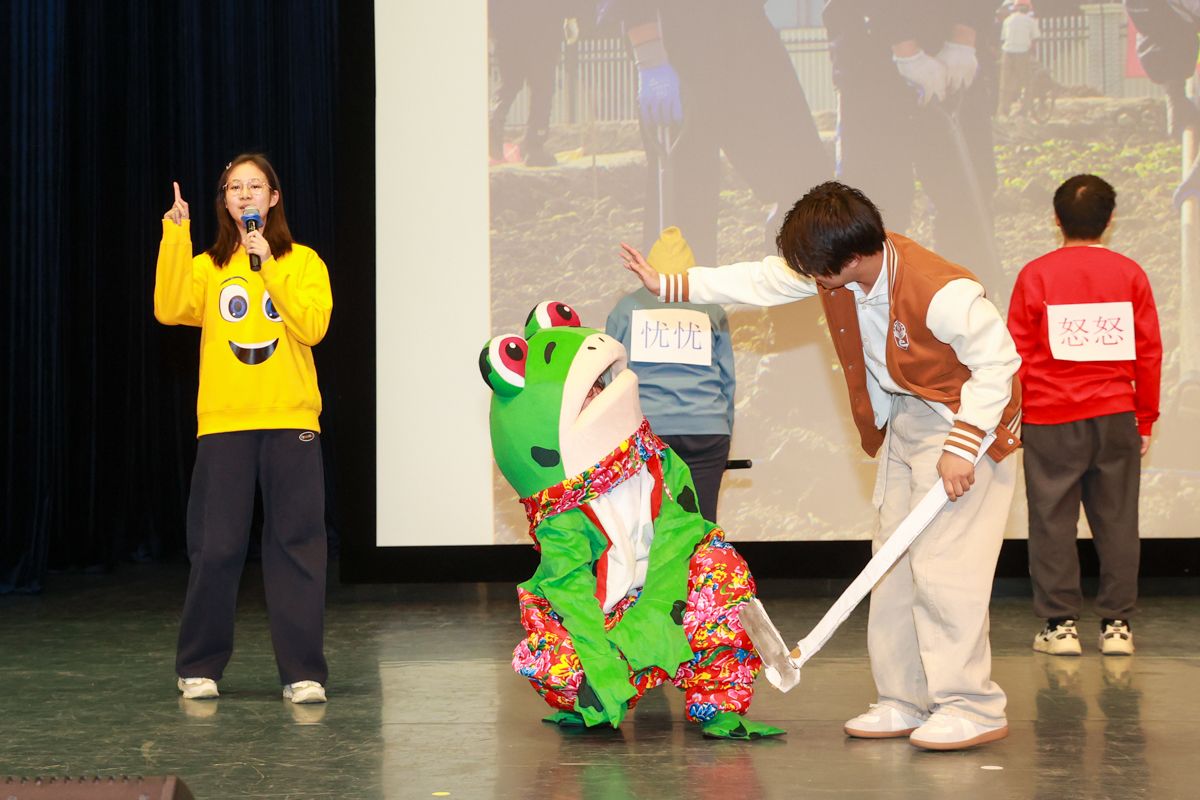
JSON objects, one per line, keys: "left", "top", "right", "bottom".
{"left": 480, "top": 300, "right": 783, "bottom": 739}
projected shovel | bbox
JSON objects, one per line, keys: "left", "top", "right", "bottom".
{"left": 740, "top": 433, "right": 996, "bottom": 692}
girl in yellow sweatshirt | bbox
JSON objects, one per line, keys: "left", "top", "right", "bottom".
{"left": 155, "top": 153, "right": 332, "bottom": 705}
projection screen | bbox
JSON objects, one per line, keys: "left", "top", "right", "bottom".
{"left": 377, "top": 1, "right": 1200, "bottom": 546}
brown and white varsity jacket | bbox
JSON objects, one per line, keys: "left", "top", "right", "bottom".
{"left": 659, "top": 233, "right": 1022, "bottom": 463}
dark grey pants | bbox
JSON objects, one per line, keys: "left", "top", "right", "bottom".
{"left": 176, "top": 429, "right": 328, "bottom": 685}
{"left": 1023, "top": 413, "right": 1142, "bottom": 621}
{"left": 661, "top": 434, "right": 731, "bottom": 524}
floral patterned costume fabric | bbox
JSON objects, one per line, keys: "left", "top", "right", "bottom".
{"left": 520, "top": 418, "right": 667, "bottom": 539}
{"left": 513, "top": 529, "right": 762, "bottom": 722}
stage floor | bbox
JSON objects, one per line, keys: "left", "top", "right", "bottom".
{"left": 1, "top": 565, "right": 1197, "bottom": 799}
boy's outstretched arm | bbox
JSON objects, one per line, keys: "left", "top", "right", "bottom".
{"left": 620, "top": 242, "right": 817, "bottom": 307}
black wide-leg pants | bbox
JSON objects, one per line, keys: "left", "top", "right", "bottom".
{"left": 175, "top": 429, "right": 328, "bottom": 686}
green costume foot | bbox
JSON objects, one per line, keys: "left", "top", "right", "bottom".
{"left": 542, "top": 710, "right": 587, "bottom": 727}
{"left": 701, "top": 711, "right": 786, "bottom": 740}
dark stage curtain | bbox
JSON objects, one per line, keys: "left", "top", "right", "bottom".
{"left": 2, "top": 0, "right": 342, "bottom": 593}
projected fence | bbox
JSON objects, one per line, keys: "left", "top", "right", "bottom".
{"left": 495, "top": 15, "right": 1159, "bottom": 127}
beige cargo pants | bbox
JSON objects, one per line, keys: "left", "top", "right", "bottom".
{"left": 868, "top": 395, "right": 1016, "bottom": 725}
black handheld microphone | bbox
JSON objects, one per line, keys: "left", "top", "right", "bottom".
{"left": 241, "top": 206, "right": 263, "bottom": 271}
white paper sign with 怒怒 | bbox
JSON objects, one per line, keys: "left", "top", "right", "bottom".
{"left": 1046, "top": 301, "right": 1136, "bottom": 362}
{"left": 630, "top": 308, "right": 712, "bottom": 366}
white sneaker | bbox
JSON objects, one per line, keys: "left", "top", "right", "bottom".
{"left": 844, "top": 704, "right": 926, "bottom": 738}
{"left": 1033, "top": 618, "right": 1082, "bottom": 656}
{"left": 283, "top": 680, "right": 327, "bottom": 704}
{"left": 909, "top": 712, "right": 1009, "bottom": 750}
{"left": 1099, "top": 619, "right": 1134, "bottom": 655}
{"left": 177, "top": 676, "right": 219, "bottom": 700}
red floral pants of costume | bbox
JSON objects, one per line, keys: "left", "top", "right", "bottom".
{"left": 512, "top": 530, "right": 762, "bottom": 724}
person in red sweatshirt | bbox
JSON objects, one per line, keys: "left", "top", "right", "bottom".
{"left": 1007, "top": 174, "right": 1162, "bottom": 658}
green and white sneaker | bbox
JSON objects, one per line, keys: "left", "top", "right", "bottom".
{"left": 177, "top": 676, "right": 219, "bottom": 700}
{"left": 1033, "top": 618, "right": 1082, "bottom": 656}
{"left": 1099, "top": 619, "right": 1134, "bottom": 655}
{"left": 283, "top": 680, "right": 327, "bottom": 704}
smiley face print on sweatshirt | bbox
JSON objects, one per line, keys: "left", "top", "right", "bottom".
{"left": 216, "top": 274, "right": 282, "bottom": 365}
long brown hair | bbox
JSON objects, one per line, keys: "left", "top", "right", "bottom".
{"left": 206, "top": 153, "right": 296, "bottom": 267}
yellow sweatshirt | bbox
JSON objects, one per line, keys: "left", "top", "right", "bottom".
{"left": 153, "top": 220, "right": 332, "bottom": 436}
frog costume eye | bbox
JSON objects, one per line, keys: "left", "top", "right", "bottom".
{"left": 479, "top": 334, "right": 528, "bottom": 396}
{"left": 524, "top": 301, "right": 580, "bottom": 338}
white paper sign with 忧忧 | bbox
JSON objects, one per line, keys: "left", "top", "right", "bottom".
{"left": 1046, "top": 301, "right": 1136, "bottom": 362}
{"left": 630, "top": 308, "right": 712, "bottom": 366}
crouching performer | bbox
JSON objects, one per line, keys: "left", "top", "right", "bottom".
{"left": 479, "top": 301, "right": 783, "bottom": 739}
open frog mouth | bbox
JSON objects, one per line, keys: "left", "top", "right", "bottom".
{"left": 559, "top": 333, "right": 641, "bottom": 478}
{"left": 580, "top": 373, "right": 609, "bottom": 411}
{"left": 229, "top": 338, "right": 279, "bottom": 365}
{"left": 562, "top": 333, "right": 633, "bottom": 428}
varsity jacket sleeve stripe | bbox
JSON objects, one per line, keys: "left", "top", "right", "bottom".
{"left": 944, "top": 423, "right": 985, "bottom": 461}
{"left": 658, "top": 272, "right": 690, "bottom": 304}
{"left": 926, "top": 278, "right": 1022, "bottom": 458}
{"left": 660, "top": 256, "right": 817, "bottom": 306}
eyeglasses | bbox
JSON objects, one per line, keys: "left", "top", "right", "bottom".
{"left": 222, "top": 181, "right": 271, "bottom": 196}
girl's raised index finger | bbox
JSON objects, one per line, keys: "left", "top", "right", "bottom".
{"left": 173, "top": 181, "right": 183, "bottom": 203}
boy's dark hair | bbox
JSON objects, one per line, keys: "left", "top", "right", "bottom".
{"left": 774, "top": 181, "right": 886, "bottom": 277}
{"left": 1053, "top": 174, "right": 1115, "bottom": 241}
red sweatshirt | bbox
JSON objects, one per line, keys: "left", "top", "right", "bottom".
{"left": 1007, "top": 245, "right": 1161, "bottom": 434}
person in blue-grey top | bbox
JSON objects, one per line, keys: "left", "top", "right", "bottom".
{"left": 606, "top": 227, "right": 736, "bottom": 523}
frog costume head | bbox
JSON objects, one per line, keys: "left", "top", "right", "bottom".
{"left": 479, "top": 301, "right": 643, "bottom": 498}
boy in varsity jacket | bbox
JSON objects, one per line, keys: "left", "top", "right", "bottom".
{"left": 620, "top": 181, "right": 1021, "bottom": 751}
{"left": 1007, "top": 174, "right": 1162, "bottom": 658}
